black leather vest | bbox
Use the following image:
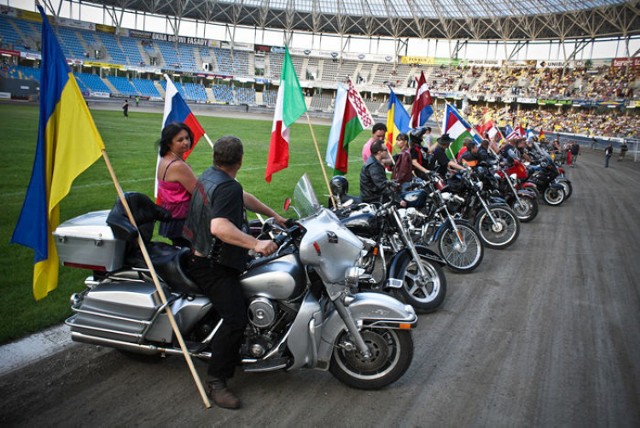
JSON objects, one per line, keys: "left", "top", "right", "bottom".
{"left": 183, "top": 167, "right": 248, "bottom": 271}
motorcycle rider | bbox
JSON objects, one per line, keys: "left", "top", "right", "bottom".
{"left": 477, "top": 139, "right": 492, "bottom": 163}
{"left": 500, "top": 138, "right": 520, "bottom": 166}
{"left": 431, "top": 133, "right": 467, "bottom": 177}
{"left": 183, "top": 135, "right": 286, "bottom": 409}
{"left": 360, "top": 139, "right": 396, "bottom": 203}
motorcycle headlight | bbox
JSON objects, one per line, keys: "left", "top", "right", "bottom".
{"left": 475, "top": 181, "right": 483, "bottom": 190}
{"left": 510, "top": 173, "right": 518, "bottom": 181}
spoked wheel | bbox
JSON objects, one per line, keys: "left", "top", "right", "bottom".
{"left": 330, "top": 328, "right": 414, "bottom": 390}
{"left": 437, "top": 221, "right": 484, "bottom": 273}
{"left": 395, "top": 254, "right": 446, "bottom": 313}
{"left": 510, "top": 195, "right": 538, "bottom": 223}
{"left": 543, "top": 187, "right": 566, "bottom": 206}
{"left": 475, "top": 205, "right": 520, "bottom": 249}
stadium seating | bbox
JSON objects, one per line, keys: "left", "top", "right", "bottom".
{"left": 75, "top": 73, "right": 111, "bottom": 94}
{"left": 131, "top": 78, "right": 161, "bottom": 98}
{"left": 106, "top": 76, "right": 138, "bottom": 96}
{"left": 212, "top": 84, "right": 234, "bottom": 103}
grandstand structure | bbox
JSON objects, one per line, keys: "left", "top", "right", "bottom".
{"left": 0, "top": 1, "right": 639, "bottom": 138}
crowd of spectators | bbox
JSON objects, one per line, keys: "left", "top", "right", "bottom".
{"left": 466, "top": 104, "right": 638, "bottom": 139}
{"left": 426, "top": 64, "right": 638, "bottom": 101}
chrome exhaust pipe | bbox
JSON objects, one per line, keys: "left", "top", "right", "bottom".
{"left": 70, "top": 332, "right": 212, "bottom": 359}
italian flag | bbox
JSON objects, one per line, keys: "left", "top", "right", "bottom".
{"left": 442, "top": 103, "right": 475, "bottom": 159}
{"left": 265, "top": 47, "right": 307, "bottom": 183}
{"left": 326, "top": 80, "right": 373, "bottom": 173}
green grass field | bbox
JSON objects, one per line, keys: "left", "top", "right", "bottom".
{"left": 0, "top": 103, "right": 366, "bottom": 344}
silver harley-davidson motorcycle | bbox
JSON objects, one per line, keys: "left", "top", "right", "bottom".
{"left": 56, "top": 174, "right": 417, "bottom": 390}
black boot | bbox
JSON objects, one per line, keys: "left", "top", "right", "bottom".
{"left": 206, "top": 378, "right": 241, "bottom": 409}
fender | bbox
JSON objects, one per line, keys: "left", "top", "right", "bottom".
{"left": 516, "top": 189, "right": 537, "bottom": 199}
{"left": 487, "top": 195, "right": 508, "bottom": 206}
{"left": 387, "top": 245, "right": 446, "bottom": 283}
{"left": 284, "top": 292, "right": 323, "bottom": 371}
{"left": 316, "top": 292, "right": 417, "bottom": 367}
{"left": 549, "top": 182, "right": 564, "bottom": 191}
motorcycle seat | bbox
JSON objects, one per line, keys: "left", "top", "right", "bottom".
{"left": 153, "top": 247, "right": 202, "bottom": 296}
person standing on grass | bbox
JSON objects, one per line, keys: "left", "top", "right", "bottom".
{"left": 122, "top": 99, "right": 129, "bottom": 118}
{"left": 361, "top": 123, "right": 387, "bottom": 162}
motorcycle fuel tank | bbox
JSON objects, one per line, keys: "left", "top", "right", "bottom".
{"left": 240, "top": 253, "right": 306, "bottom": 300}
{"left": 400, "top": 190, "right": 428, "bottom": 208}
{"left": 340, "top": 211, "right": 379, "bottom": 237}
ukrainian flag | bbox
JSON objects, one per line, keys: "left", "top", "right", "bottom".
{"left": 11, "top": 6, "right": 105, "bottom": 300}
{"left": 385, "top": 89, "right": 410, "bottom": 152}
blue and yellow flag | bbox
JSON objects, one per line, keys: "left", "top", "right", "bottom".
{"left": 385, "top": 89, "right": 410, "bottom": 152}
{"left": 11, "top": 6, "right": 105, "bottom": 300}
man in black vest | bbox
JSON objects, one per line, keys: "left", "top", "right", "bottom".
{"left": 184, "top": 135, "right": 285, "bottom": 409}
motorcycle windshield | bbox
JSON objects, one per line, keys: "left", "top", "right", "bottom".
{"left": 292, "top": 174, "right": 321, "bottom": 219}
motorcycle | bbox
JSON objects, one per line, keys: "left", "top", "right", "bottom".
{"left": 56, "top": 175, "right": 417, "bottom": 390}
{"left": 525, "top": 153, "right": 567, "bottom": 206}
{"left": 332, "top": 196, "right": 448, "bottom": 314}
{"left": 478, "top": 162, "right": 539, "bottom": 223}
{"left": 396, "top": 174, "right": 485, "bottom": 274}
{"left": 331, "top": 175, "right": 483, "bottom": 275}
{"left": 444, "top": 169, "right": 521, "bottom": 249}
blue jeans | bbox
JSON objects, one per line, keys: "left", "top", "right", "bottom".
{"left": 605, "top": 155, "right": 611, "bottom": 167}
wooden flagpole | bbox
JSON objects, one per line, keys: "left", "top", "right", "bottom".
{"left": 101, "top": 150, "right": 211, "bottom": 409}
{"left": 203, "top": 133, "right": 214, "bottom": 149}
{"left": 305, "top": 113, "right": 338, "bottom": 209}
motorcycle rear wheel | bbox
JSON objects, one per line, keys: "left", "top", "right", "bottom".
{"left": 437, "top": 222, "right": 484, "bottom": 273}
{"left": 510, "top": 194, "right": 538, "bottom": 223}
{"left": 395, "top": 254, "right": 446, "bottom": 313}
{"left": 543, "top": 187, "right": 565, "bottom": 206}
{"left": 475, "top": 205, "right": 520, "bottom": 249}
{"left": 330, "top": 328, "right": 413, "bottom": 390}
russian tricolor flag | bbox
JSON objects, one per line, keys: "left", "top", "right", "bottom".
{"left": 162, "top": 75, "right": 205, "bottom": 158}
{"left": 155, "top": 75, "right": 207, "bottom": 200}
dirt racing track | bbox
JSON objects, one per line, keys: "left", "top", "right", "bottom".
{"left": 1, "top": 149, "right": 639, "bottom": 427}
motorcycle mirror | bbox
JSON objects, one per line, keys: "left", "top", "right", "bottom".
{"left": 283, "top": 198, "right": 291, "bottom": 211}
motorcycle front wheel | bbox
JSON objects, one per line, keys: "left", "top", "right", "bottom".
{"left": 475, "top": 205, "right": 520, "bottom": 249}
{"left": 510, "top": 194, "right": 538, "bottom": 223}
{"left": 437, "top": 221, "right": 484, "bottom": 273}
{"left": 395, "top": 253, "right": 446, "bottom": 313}
{"left": 543, "top": 187, "right": 566, "bottom": 206}
{"left": 330, "top": 328, "right": 413, "bottom": 390}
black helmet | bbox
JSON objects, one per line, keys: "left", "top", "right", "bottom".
{"left": 330, "top": 176, "right": 349, "bottom": 197}
{"left": 409, "top": 127, "right": 427, "bottom": 144}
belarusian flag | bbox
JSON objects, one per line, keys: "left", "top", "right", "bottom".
{"left": 441, "top": 103, "right": 474, "bottom": 159}
{"left": 326, "top": 80, "right": 373, "bottom": 173}
{"left": 265, "top": 46, "right": 307, "bottom": 183}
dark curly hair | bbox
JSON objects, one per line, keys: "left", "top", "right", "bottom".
{"left": 158, "top": 122, "right": 194, "bottom": 157}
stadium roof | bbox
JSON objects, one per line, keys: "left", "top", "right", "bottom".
{"left": 80, "top": 0, "right": 639, "bottom": 41}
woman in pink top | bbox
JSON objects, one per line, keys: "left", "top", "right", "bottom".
{"left": 157, "top": 123, "right": 198, "bottom": 247}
